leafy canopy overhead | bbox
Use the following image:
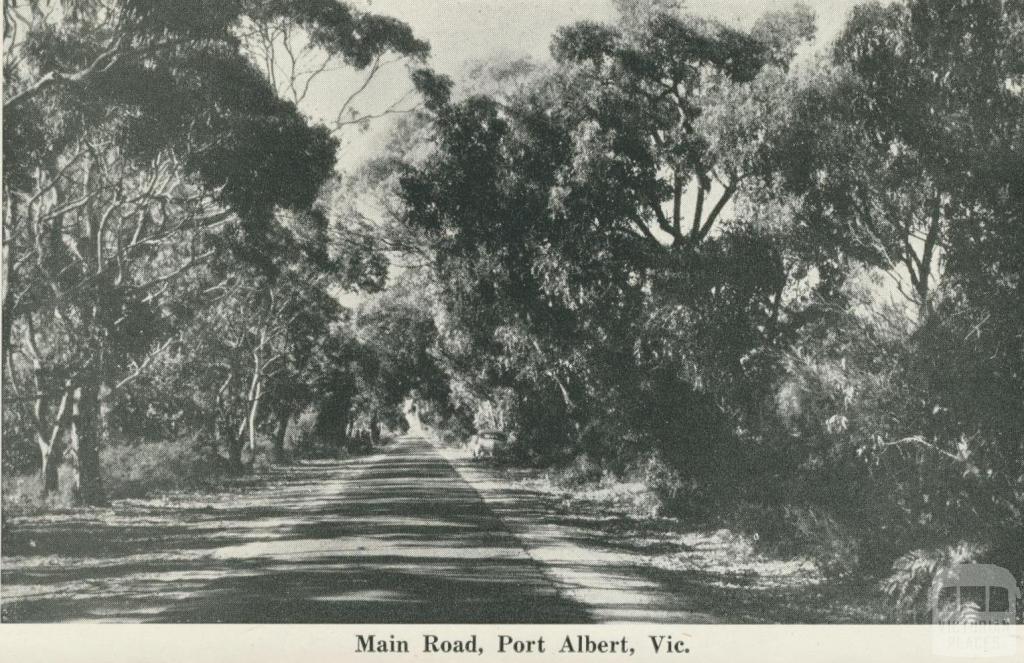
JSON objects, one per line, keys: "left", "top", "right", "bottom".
{"left": 4, "top": 0, "right": 435, "bottom": 227}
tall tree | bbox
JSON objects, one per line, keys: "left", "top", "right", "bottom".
{"left": 390, "top": 2, "right": 818, "bottom": 457}
{"left": 769, "top": 65, "right": 950, "bottom": 316}
{"left": 830, "top": 0, "right": 1024, "bottom": 543}
{"left": 2, "top": 0, "right": 429, "bottom": 502}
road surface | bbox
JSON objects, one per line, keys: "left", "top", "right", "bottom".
{"left": 1, "top": 434, "right": 716, "bottom": 623}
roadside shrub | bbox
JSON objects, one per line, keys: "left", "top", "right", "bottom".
{"left": 552, "top": 453, "right": 603, "bottom": 487}
{"left": 769, "top": 294, "right": 1024, "bottom": 582}
{"left": 494, "top": 434, "right": 543, "bottom": 466}
{"left": 346, "top": 429, "right": 374, "bottom": 454}
{"left": 472, "top": 388, "right": 517, "bottom": 432}
{"left": 434, "top": 412, "right": 474, "bottom": 448}
{"left": 251, "top": 446, "right": 276, "bottom": 474}
{"left": 625, "top": 451, "right": 703, "bottom": 517}
{"left": 512, "top": 390, "right": 577, "bottom": 464}
{"left": 101, "top": 435, "right": 229, "bottom": 498}
{"left": 725, "top": 501, "right": 861, "bottom": 579}
{"left": 2, "top": 435, "right": 232, "bottom": 510}
{"left": 1, "top": 465, "right": 77, "bottom": 516}
{"left": 785, "top": 506, "right": 862, "bottom": 579}
{"left": 286, "top": 406, "right": 326, "bottom": 458}
{"left": 881, "top": 542, "right": 987, "bottom": 622}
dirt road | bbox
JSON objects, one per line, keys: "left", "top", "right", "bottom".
{"left": 2, "top": 435, "right": 719, "bottom": 623}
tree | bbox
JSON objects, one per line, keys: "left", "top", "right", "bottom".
{"left": 769, "top": 64, "right": 958, "bottom": 317}
{"left": 832, "top": 0, "right": 1024, "bottom": 558}
{"left": 351, "top": 273, "right": 449, "bottom": 443}
{"left": 2, "top": 0, "right": 428, "bottom": 502}
{"left": 237, "top": 0, "right": 431, "bottom": 134}
{"left": 831, "top": 0, "right": 1024, "bottom": 308}
{"left": 544, "top": 1, "right": 814, "bottom": 251}
{"left": 389, "top": 2, "right": 818, "bottom": 460}
{"left": 163, "top": 237, "right": 344, "bottom": 471}
{"left": 748, "top": 0, "right": 1024, "bottom": 586}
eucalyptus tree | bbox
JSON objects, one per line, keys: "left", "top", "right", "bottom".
{"left": 237, "top": 0, "right": 430, "bottom": 133}
{"left": 392, "top": 1, "right": 817, "bottom": 458}
{"left": 773, "top": 0, "right": 1024, "bottom": 464}
{"left": 161, "top": 222, "right": 345, "bottom": 471}
{"left": 824, "top": 0, "right": 1024, "bottom": 561}
{"left": 350, "top": 273, "right": 448, "bottom": 443}
{"left": 2, "top": 0, "right": 429, "bottom": 502}
{"left": 832, "top": 0, "right": 1024, "bottom": 329}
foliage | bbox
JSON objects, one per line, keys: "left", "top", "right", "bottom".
{"left": 99, "top": 435, "right": 231, "bottom": 498}
{"left": 882, "top": 541, "right": 987, "bottom": 621}
{"left": 1, "top": 0, "right": 431, "bottom": 502}
{"left": 371, "top": 0, "right": 1024, "bottom": 594}
{"left": 3, "top": 0, "right": 1023, "bottom": 618}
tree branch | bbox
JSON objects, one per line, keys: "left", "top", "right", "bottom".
{"left": 695, "top": 182, "right": 736, "bottom": 242}
{"left": 648, "top": 196, "right": 681, "bottom": 243}
{"left": 4, "top": 36, "right": 123, "bottom": 110}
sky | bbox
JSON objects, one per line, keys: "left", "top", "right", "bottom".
{"left": 299, "top": 0, "right": 872, "bottom": 170}
{"left": 358, "top": 0, "right": 862, "bottom": 69}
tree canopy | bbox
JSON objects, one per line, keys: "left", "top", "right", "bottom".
{"left": 1, "top": 0, "right": 435, "bottom": 501}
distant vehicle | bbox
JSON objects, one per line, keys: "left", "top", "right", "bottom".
{"left": 469, "top": 430, "right": 508, "bottom": 459}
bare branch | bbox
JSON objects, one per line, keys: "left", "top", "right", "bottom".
{"left": 335, "top": 54, "right": 385, "bottom": 126}
{"left": 695, "top": 182, "right": 736, "bottom": 242}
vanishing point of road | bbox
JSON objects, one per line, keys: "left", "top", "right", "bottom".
{"left": 1, "top": 434, "right": 716, "bottom": 623}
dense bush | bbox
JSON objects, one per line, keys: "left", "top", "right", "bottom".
{"left": 4, "top": 0, "right": 1021, "bottom": 626}
{"left": 0, "top": 0, "right": 435, "bottom": 506}
{"left": 286, "top": 406, "right": 327, "bottom": 459}
{"left": 881, "top": 542, "right": 987, "bottom": 622}
{"left": 402, "top": 0, "right": 1024, "bottom": 596}
{"left": 2, "top": 435, "right": 236, "bottom": 513}
{"left": 1, "top": 466, "right": 78, "bottom": 515}
{"left": 100, "top": 436, "right": 233, "bottom": 498}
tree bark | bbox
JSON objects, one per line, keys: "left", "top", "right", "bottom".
{"left": 40, "top": 438, "right": 62, "bottom": 497}
{"left": 34, "top": 386, "right": 71, "bottom": 497}
{"left": 336, "top": 406, "right": 350, "bottom": 458}
{"left": 2, "top": 186, "right": 17, "bottom": 357}
{"left": 246, "top": 379, "right": 263, "bottom": 465}
{"left": 370, "top": 409, "right": 380, "bottom": 447}
{"left": 69, "top": 383, "right": 106, "bottom": 506}
{"left": 227, "top": 432, "right": 244, "bottom": 474}
{"left": 2, "top": 263, "right": 14, "bottom": 360}
{"left": 241, "top": 336, "right": 265, "bottom": 466}
{"left": 272, "top": 407, "right": 291, "bottom": 463}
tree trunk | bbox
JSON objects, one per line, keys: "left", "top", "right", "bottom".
{"left": 370, "top": 409, "right": 380, "bottom": 447}
{"left": 272, "top": 407, "right": 290, "bottom": 463}
{"left": 240, "top": 346, "right": 263, "bottom": 466}
{"left": 34, "top": 387, "right": 71, "bottom": 498}
{"left": 39, "top": 438, "right": 62, "bottom": 497}
{"left": 1, "top": 289, "right": 14, "bottom": 369}
{"left": 98, "top": 380, "right": 113, "bottom": 447}
{"left": 227, "top": 432, "right": 244, "bottom": 474}
{"left": 2, "top": 188, "right": 16, "bottom": 358}
{"left": 246, "top": 380, "right": 262, "bottom": 466}
{"left": 69, "top": 383, "right": 106, "bottom": 506}
{"left": 336, "top": 406, "right": 349, "bottom": 458}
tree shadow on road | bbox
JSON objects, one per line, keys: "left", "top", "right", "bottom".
{"left": 2, "top": 441, "right": 591, "bottom": 623}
